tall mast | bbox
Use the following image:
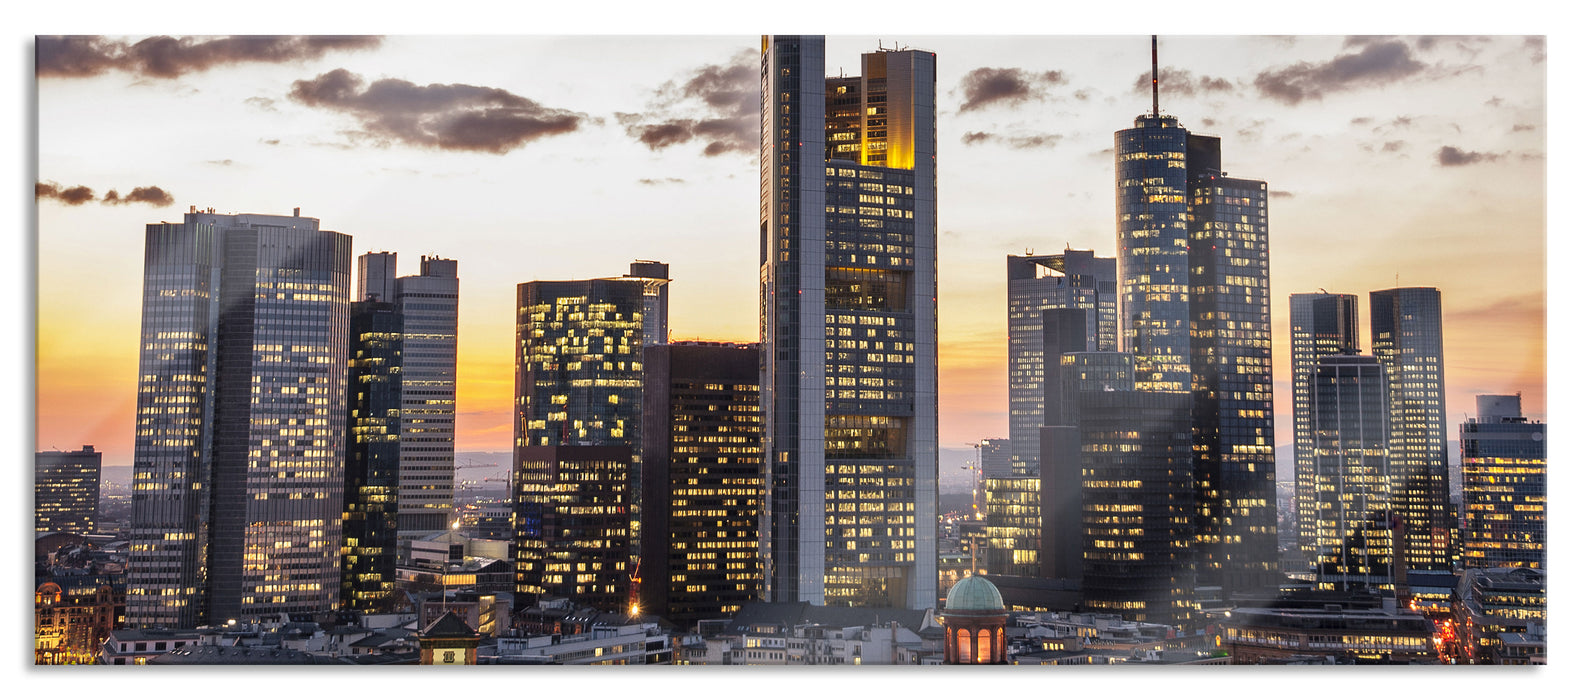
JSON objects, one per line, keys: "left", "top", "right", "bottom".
{"left": 1151, "top": 35, "right": 1159, "bottom": 118}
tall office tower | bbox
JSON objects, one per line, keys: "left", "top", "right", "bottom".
{"left": 1114, "top": 116, "right": 1190, "bottom": 393}
{"left": 35, "top": 446, "right": 102, "bottom": 535}
{"left": 1289, "top": 293, "right": 1360, "bottom": 571}
{"left": 128, "top": 208, "right": 350, "bottom": 628}
{"left": 512, "top": 445, "right": 631, "bottom": 612}
{"left": 1186, "top": 153, "right": 1276, "bottom": 595}
{"left": 1006, "top": 250, "right": 1117, "bottom": 475}
{"left": 341, "top": 300, "right": 402, "bottom": 613}
{"left": 1369, "top": 287, "right": 1453, "bottom": 573}
{"left": 1308, "top": 353, "right": 1395, "bottom": 592}
{"left": 983, "top": 476, "right": 1040, "bottom": 577}
{"left": 638, "top": 342, "right": 763, "bottom": 628}
{"left": 625, "top": 261, "right": 671, "bottom": 347}
{"left": 1460, "top": 395, "right": 1546, "bottom": 570}
{"left": 760, "top": 36, "right": 938, "bottom": 608}
{"left": 1076, "top": 380, "right": 1196, "bottom": 625}
{"left": 978, "top": 438, "right": 1012, "bottom": 479}
{"left": 358, "top": 252, "right": 461, "bottom": 541}
{"left": 514, "top": 277, "right": 646, "bottom": 447}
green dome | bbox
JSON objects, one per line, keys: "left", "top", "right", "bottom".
{"left": 945, "top": 574, "right": 1004, "bottom": 612}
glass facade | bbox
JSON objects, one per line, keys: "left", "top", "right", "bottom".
{"left": 512, "top": 445, "right": 631, "bottom": 612}
{"left": 1309, "top": 354, "right": 1396, "bottom": 592}
{"left": 1290, "top": 293, "right": 1360, "bottom": 572}
{"left": 1114, "top": 116, "right": 1190, "bottom": 393}
{"left": 983, "top": 477, "right": 1040, "bottom": 577}
{"left": 1460, "top": 396, "right": 1546, "bottom": 570}
{"left": 341, "top": 300, "right": 402, "bottom": 613}
{"left": 1370, "top": 287, "right": 1454, "bottom": 573}
{"left": 35, "top": 446, "right": 101, "bottom": 535}
{"left": 761, "top": 36, "right": 937, "bottom": 609}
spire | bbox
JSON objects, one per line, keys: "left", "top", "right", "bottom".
{"left": 1151, "top": 35, "right": 1159, "bottom": 118}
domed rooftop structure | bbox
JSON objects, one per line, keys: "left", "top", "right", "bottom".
{"left": 945, "top": 574, "right": 1004, "bottom": 612}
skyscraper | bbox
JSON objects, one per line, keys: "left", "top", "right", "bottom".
{"left": 1115, "top": 114, "right": 1191, "bottom": 393}
{"left": 1309, "top": 353, "right": 1395, "bottom": 592}
{"left": 1370, "top": 287, "right": 1453, "bottom": 573}
{"left": 1460, "top": 394, "right": 1545, "bottom": 570}
{"left": 341, "top": 299, "right": 402, "bottom": 613}
{"left": 625, "top": 261, "right": 671, "bottom": 347}
{"left": 760, "top": 36, "right": 937, "bottom": 608}
{"left": 512, "top": 445, "right": 631, "bottom": 612}
{"left": 35, "top": 446, "right": 101, "bottom": 535}
{"left": 1289, "top": 292, "right": 1360, "bottom": 571}
{"left": 637, "top": 342, "right": 763, "bottom": 627}
{"left": 1006, "top": 250, "right": 1116, "bottom": 475}
{"left": 128, "top": 208, "right": 350, "bottom": 628}
{"left": 357, "top": 252, "right": 460, "bottom": 542}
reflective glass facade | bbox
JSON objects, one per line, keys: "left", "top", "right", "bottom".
{"left": 35, "top": 446, "right": 101, "bottom": 535}
{"left": 1289, "top": 293, "right": 1360, "bottom": 571}
{"left": 1460, "top": 396, "right": 1545, "bottom": 570}
{"left": 1114, "top": 116, "right": 1190, "bottom": 392}
{"left": 341, "top": 300, "right": 402, "bottom": 613}
{"left": 1309, "top": 354, "right": 1396, "bottom": 592}
{"left": 512, "top": 445, "right": 631, "bottom": 612}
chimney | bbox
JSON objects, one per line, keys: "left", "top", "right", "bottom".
{"left": 293, "top": 207, "right": 301, "bottom": 217}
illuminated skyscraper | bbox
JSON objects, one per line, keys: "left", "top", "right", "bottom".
{"left": 514, "top": 277, "right": 646, "bottom": 449}
{"left": 625, "top": 261, "right": 671, "bottom": 347}
{"left": 341, "top": 299, "right": 402, "bottom": 613}
{"left": 1370, "top": 287, "right": 1454, "bottom": 573}
{"left": 35, "top": 446, "right": 101, "bottom": 535}
{"left": 1006, "top": 250, "right": 1116, "bottom": 475}
{"left": 638, "top": 342, "right": 763, "bottom": 627}
{"left": 1309, "top": 353, "right": 1396, "bottom": 592}
{"left": 1289, "top": 292, "right": 1360, "bottom": 571}
{"left": 357, "top": 252, "right": 459, "bottom": 542}
{"left": 128, "top": 208, "right": 350, "bottom": 628}
{"left": 1460, "top": 395, "right": 1545, "bottom": 570}
{"left": 1114, "top": 114, "right": 1191, "bottom": 393}
{"left": 512, "top": 445, "right": 631, "bottom": 612}
{"left": 760, "top": 36, "right": 937, "bottom": 608}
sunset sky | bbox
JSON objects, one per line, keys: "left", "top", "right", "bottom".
{"left": 32, "top": 32, "right": 1546, "bottom": 469}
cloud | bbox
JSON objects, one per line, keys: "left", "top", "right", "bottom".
{"left": 102, "top": 186, "right": 175, "bottom": 207}
{"left": 1512, "top": 123, "right": 1536, "bottom": 132}
{"left": 206, "top": 159, "right": 236, "bottom": 166}
{"left": 1270, "top": 190, "right": 1295, "bottom": 199}
{"left": 37, "top": 35, "right": 381, "bottom": 79}
{"left": 618, "top": 50, "right": 757, "bottom": 157}
{"left": 35, "top": 181, "right": 95, "bottom": 205}
{"left": 1254, "top": 39, "right": 1426, "bottom": 105}
{"left": 288, "top": 69, "right": 587, "bottom": 154}
{"left": 959, "top": 130, "right": 1061, "bottom": 150}
{"left": 1436, "top": 145, "right": 1503, "bottom": 167}
{"left": 1131, "top": 67, "right": 1235, "bottom": 98}
{"left": 958, "top": 68, "right": 1066, "bottom": 112}
{"left": 260, "top": 138, "right": 281, "bottom": 146}
{"left": 638, "top": 177, "right": 686, "bottom": 186}
{"left": 1524, "top": 36, "right": 1545, "bottom": 64}
{"left": 1381, "top": 140, "right": 1406, "bottom": 152}
{"left": 245, "top": 96, "right": 277, "bottom": 112}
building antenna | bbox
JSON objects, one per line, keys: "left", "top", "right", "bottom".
{"left": 1151, "top": 35, "right": 1160, "bottom": 118}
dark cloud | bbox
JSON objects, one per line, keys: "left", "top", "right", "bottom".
{"left": 288, "top": 69, "right": 587, "bottom": 154}
{"left": 207, "top": 159, "right": 236, "bottom": 166}
{"left": 959, "top": 130, "right": 1061, "bottom": 150}
{"left": 1524, "top": 36, "right": 1545, "bottom": 64}
{"left": 1270, "top": 190, "right": 1295, "bottom": 199}
{"left": 958, "top": 68, "right": 1066, "bottom": 112}
{"left": 1254, "top": 39, "right": 1426, "bottom": 105}
{"left": 1072, "top": 89, "right": 1093, "bottom": 101}
{"left": 618, "top": 50, "right": 757, "bottom": 157}
{"left": 1381, "top": 140, "right": 1406, "bottom": 152}
{"left": 1512, "top": 123, "right": 1536, "bottom": 132}
{"left": 102, "top": 186, "right": 175, "bottom": 207}
{"left": 1437, "top": 145, "right": 1503, "bottom": 167}
{"left": 1351, "top": 117, "right": 1373, "bottom": 126}
{"left": 260, "top": 138, "right": 281, "bottom": 146}
{"left": 37, "top": 35, "right": 381, "bottom": 79}
{"left": 1131, "top": 67, "right": 1235, "bottom": 98}
{"left": 35, "top": 181, "right": 95, "bottom": 205}
{"left": 638, "top": 177, "right": 686, "bottom": 186}
{"left": 1343, "top": 35, "right": 1395, "bottom": 48}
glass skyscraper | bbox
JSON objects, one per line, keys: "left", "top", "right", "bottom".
{"left": 128, "top": 208, "right": 351, "bottom": 628}
{"left": 760, "top": 36, "right": 937, "bottom": 609}
{"left": 1460, "top": 394, "right": 1545, "bottom": 570}
{"left": 1289, "top": 292, "right": 1360, "bottom": 572}
{"left": 1115, "top": 115, "right": 1191, "bottom": 393}
{"left": 35, "top": 446, "right": 101, "bottom": 535}
{"left": 1309, "top": 353, "right": 1396, "bottom": 592}
{"left": 341, "top": 299, "right": 402, "bottom": 613}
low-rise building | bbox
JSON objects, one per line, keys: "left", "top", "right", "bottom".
{"left": 1451, "top": 567, "right": 1546, "bottom": 665}
{"left": 1223, "top": 598, "right": 1436, "bottom": 664}
{"left": 493, "top": 619, "right": 672, "bottom": 665}
{"left": 99, "top": 628, "right": 202, "bottom": 665}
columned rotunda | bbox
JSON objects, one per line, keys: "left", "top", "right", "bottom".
{"left": 942, "top": 574, "right": 1008, "bottom": 664}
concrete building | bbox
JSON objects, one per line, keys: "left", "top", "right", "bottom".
{"left": 35, "top": 446, "right": 101, "bottom": 536}
{"left": 1460, "top": 394, "right": 1546, "bottom": 570}
{"left": 760, "top": 36, "right": 938, "bottom": 609}
{"left": 128, "top": 208, "right": 350, "bottom": 628}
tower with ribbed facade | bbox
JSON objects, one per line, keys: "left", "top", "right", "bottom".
{"left": 760, "top": 36, "right": 937, "bottom": 609}
{"left": 1289, "top": 292, "right": 1360, "bottom": 573}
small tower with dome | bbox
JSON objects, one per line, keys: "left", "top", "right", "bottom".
{"left": 942, "top": 574, "right": 1008, "bottom": 664}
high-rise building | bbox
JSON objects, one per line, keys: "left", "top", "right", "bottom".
{"left": 514, "top": 277, "right": 646, "bottom": 449}
{"left": 1006, "top": 250, "right": 1116, "bottom": 475}
{"left": 982, "top": 476, "right": 1039, "bottom": 578}
{"left": 35, "top": 446, "right": 101, "bottom": 535}
{"left": 760, "top": 36, "right": 937, "bottom": 609}
{"left": 1115, "top": 43, "right": 1275, "bottom": 596}
{"left": 625, "top": 261, "right": 671, "bottom": 347}
{"left": 637, "top": 342, "right": 763, "bottom": 628}
{"left": 1460, "top": 394, "right": 1545, "bottom": 570}
{"left": 512, "top": 445, "right": 631, "bottom": 612}
{"left": 977, "top": 438, "right": 1012, "bottom": 479}
{"left": 1370, "top": 287, "right": 1453, "bottom": 573}
{"left": 340, "top": 299, "right": 402, "bottom": 613}
{"left": 128, "top": 208, "right": 350, "bottom": 628}
{"left": 357, "top": 252, "right": 460, "bottom": 541}
{"left": 1290, "top": 292, "right": 1360, "bottom": 571}
{"left": 1309, "top": 353, "right": 1396, "bottom": 592}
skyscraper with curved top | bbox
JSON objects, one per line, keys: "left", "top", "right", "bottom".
{"left": 1115, "top": 115, "right": 1190, "bottom": 393}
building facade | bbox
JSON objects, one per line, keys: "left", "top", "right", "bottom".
{"left": 1369, "top": 287, "right": 1453, "bottom": 573}
{"left": 638, "top": 342, "right": 764, "bottom": 628}
{"left": 1006, "top": 250, "right": 1116, "bottom": 475}
{"left": 1460, "top": 395, "right": 1545, "bottom": 570}
{"left": 340, "top": 299, "right": 403, "bottom": 613}
{"left": 1309, "top": 353, "right": 1396, "bottom": 592}
{"left": 512, "top": 445, "right": 631, "bottom": 612}
{"left": 1290, "top": 293, "right": 1360, "bottom": 571}
{"left": 35, "top": 446, "right": 101, "bottom": 535}
{"left": 760, "top": 36, "right": 938, "bottom": 609}
{"left": 128, "top": 208, "right": 350, "bottom": 628}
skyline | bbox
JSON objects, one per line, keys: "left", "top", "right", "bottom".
{"left": 35, "top": 34, "right": 1546, "bottom": 469}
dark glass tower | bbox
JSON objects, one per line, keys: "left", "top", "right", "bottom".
{"left": 1460, "top": 395, "right": 1545, "bottom": 570}
{"left": 638, "top": 342, "right": 763, "bottom": 628}
{"left": 341, "top": 300, "right": 402, "bottom": 613}
{"left": 760, "top": 36, "right": 938, "bottom": 609}
{"left": 1309, "top": 353, "right": 1396, "bottom": 592}
{"left": 128, "top": 209, "right": 351, "bottom": 628}
{"left": 1370, "top": 287, "right": 1453, "bottom": 573}
{"left": 35, "top": 446, "right": 102, "bottom": 535}
{"left": 514, "top": 278, "right": 646, "bottom": 449}
{"left": 512, "top": 445, "right": 631, "bottom": 612}
{"left": 1115, "top": 115, "right": 1190, "bottom": 393}
{"left": 1290, "top": 293, "right": 1360, "bottom": 572}
{"left": 1006, "top": 250, "right": 1117, "bottom": 476}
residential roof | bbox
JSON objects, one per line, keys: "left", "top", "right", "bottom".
{"left": 420, "top": 611, "right": 479, "bottom": 638}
